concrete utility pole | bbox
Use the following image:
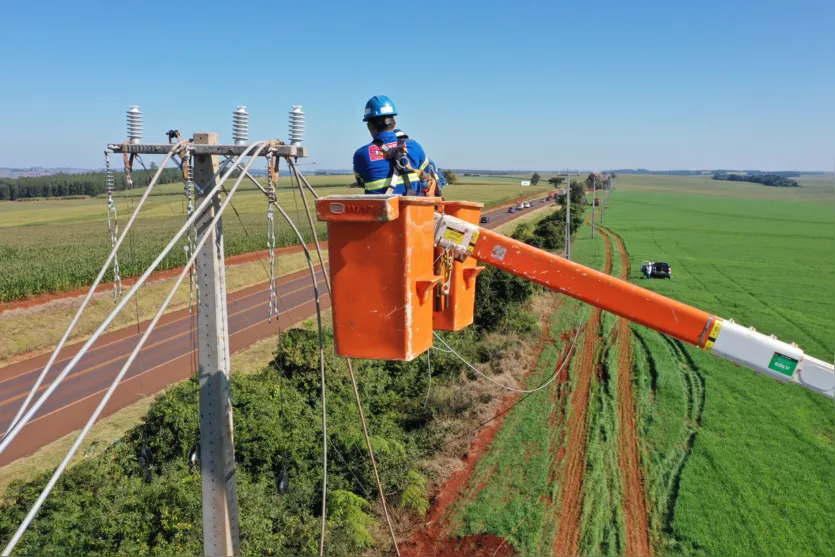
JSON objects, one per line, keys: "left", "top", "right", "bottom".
{"left": 600, "top": 176, "right": 607, "bottom": 224}
{"left": 600, "top": 174, "right": 612, "bottom": 224}
{"left": 565, "top": 169, "right": 571, "bottom": 260}
{"left": 590, "top": 174, "right": 597, "bottom": 239}
{"left": 194, "top": 132, "right": 241, "bottom": 556}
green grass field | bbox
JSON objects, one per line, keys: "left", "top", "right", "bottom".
{"left": 0, "top": 176, "right": 549, "bottom": 303}
{"left": 448, "top": 173, "right": 834, "bottom": 555}
{"left": 605, "top": 179, "right": 834, "bottom": 555}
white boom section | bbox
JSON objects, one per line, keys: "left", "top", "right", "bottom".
{"left": 707, "top": 319, "right": 835, "bottom": 399}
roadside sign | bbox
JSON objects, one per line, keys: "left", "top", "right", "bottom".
{"left": 521, "top": 180, "right": 531, "bottom": 186}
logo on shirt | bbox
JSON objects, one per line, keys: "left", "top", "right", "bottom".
{"left": 369, "top": 142, "right": 398, "bottom": 162}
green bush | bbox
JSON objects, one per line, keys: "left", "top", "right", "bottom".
{"left": 474, "top": 266, "right": 534, "bottom": 332}
{"left": 400, "top": 471, "right": 430, "bottom": 517}
{"left": 327, "top": 490, "right": 375, "bottom": 549}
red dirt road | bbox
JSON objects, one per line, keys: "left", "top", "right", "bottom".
{"left": 0, "top": 199, "right": 549, "bottom": 468}
{"left": 606, "top": 228, "right": 652, "bottom": 556}
{"left": 552, "top": 228, "right": 613, "bottom": 556}
{"left": 402, "top": 533, "right": 516, "bottom": 557}
{"left": 401, "top": 295, "right": 568, "bottom": 557}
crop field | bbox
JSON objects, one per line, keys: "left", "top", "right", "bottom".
{"left": 611, "top": 172, "right": 832, "bottom": 202}
{"left": 0, "top": 176, "right": 549, "bottom": 303}
{"left": 440, "top": 174, "right": 834, "bottom": 555}
{"left": 609, "top": 181, "right": 834, "bottom": 555}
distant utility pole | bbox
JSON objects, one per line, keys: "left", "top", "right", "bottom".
{"left": 590, "top": 175, "right": 596, "bottom": 239}
{"left": 600, "top": 176, "right": 607, "bottom": 225}
{"left": 194, "top": 132, "right": 241, "bottom": 556}
{"left": 565, "top": 169, "right": 571, "bottom": 260}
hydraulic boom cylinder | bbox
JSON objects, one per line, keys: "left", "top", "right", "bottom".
{"left": 434, "top": 213, "right": 835, "bottom": 400}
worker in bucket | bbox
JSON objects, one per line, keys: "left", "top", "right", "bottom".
{"left": 353, "top": 95, "right": 434, "bottom": 196}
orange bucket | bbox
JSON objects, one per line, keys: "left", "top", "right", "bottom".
{"left": 316, "top": 195, "right": 440, "bottom": 361}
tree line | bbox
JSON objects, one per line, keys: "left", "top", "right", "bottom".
{"left": 712, "top": 173, "right": 799, "bottom": 188}
{"left": 0, "top": 168, "right": 184, "bottom": 201}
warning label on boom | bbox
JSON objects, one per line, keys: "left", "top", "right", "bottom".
{"left": 768, "top": 353, "right": 798, "bottom": 377}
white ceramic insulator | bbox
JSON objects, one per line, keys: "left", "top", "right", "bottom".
{"left": 232, "top": 105, "right": 249, "bottom": 145}
{"left": 127, "top": 105, "right": 143, "bottom": 144}
{"left": 289, "top": 105, "right": 305, "bottom": 145}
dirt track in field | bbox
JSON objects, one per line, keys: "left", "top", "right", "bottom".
{"left": 605, "top": 227, "right": 652, "bottom": 556}
{"left": 552, "top": 228, "right": 612, "bottom": 556}
{"left": 401, "top": 299, "right": 563, "bottom": 557}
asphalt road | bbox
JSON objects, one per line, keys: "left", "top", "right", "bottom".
{"left": 0, "top": 196, "right": 551, "bottom": 466}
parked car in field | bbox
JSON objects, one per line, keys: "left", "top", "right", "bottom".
{"left": 640, "top": 260, "right": 672, "bottom": 279}
{"left": 480, "top": 216, "right": 490, "bottom": 224}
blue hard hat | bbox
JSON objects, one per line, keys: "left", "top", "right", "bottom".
{"left": 363, "top": 95, "right": 398, "bottom": 121}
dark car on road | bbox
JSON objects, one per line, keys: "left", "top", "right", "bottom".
{"left": 507, "top": 207, "right": 515, "bottom": 213}
{"left": 480, "top": 216, "right": 490, "bottom": 223}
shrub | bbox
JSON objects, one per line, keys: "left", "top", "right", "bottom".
{"left": 400, "top": 471, "right": 430, "bottom": 517}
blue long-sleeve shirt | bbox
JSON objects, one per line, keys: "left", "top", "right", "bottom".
{"left": 353, "top": 131, "right": 429, "bottom": 195}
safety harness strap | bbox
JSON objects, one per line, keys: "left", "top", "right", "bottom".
{"left": 373, "top": 137, "right": 416, "bottom": 196}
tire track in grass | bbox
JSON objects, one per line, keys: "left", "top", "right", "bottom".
{"left": 552, "top": 229, "right": 612, "bottom": 556}
{"left": 604, "top": 227, "right": 652, "bottom": 556}
{"left": 658, "top": 336, "right": 705, "bottom": 545}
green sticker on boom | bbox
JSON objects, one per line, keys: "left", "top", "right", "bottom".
{"left": 768, "top": 353, "right": 798, "bottom": 376}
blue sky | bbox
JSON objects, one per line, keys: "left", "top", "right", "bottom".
{"left": 1, "top": 0, "right": 832, "bottom": 171}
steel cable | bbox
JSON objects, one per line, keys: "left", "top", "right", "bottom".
{"left": 433, "top": 326, "right": 583, "bottom": 394}
{"left": 247, "top": 165, "right": 401, "bottom": 555}
{"left": 1, "top": 144, "right": 268, "bottom": 556}
{"left": 0, "top": 142, "right": 266, "bottom": 457}
{"left": 287, "top": 161, "right": 401, "bottom": 556}
{"left": 1, "top": 143, "right": 188, "bottom": 445}
{"left": 267, "top": 197, "right": 329, "bottom": 556}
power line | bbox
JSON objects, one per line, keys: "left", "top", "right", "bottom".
{"left": 0, "top": 144, "right": 188, "bottom": 449}
{"left": 2, "top": 142, "right": 269, "bottom": 556}
{"left": 432, "top": 326, "right": 582, "bottom": 394}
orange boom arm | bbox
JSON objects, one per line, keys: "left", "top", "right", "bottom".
{"left": 434, "top": 212, "right": 834, "bottom": 400}
{"left": 467, "top": 226, "right": 714, "bottom": 347}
